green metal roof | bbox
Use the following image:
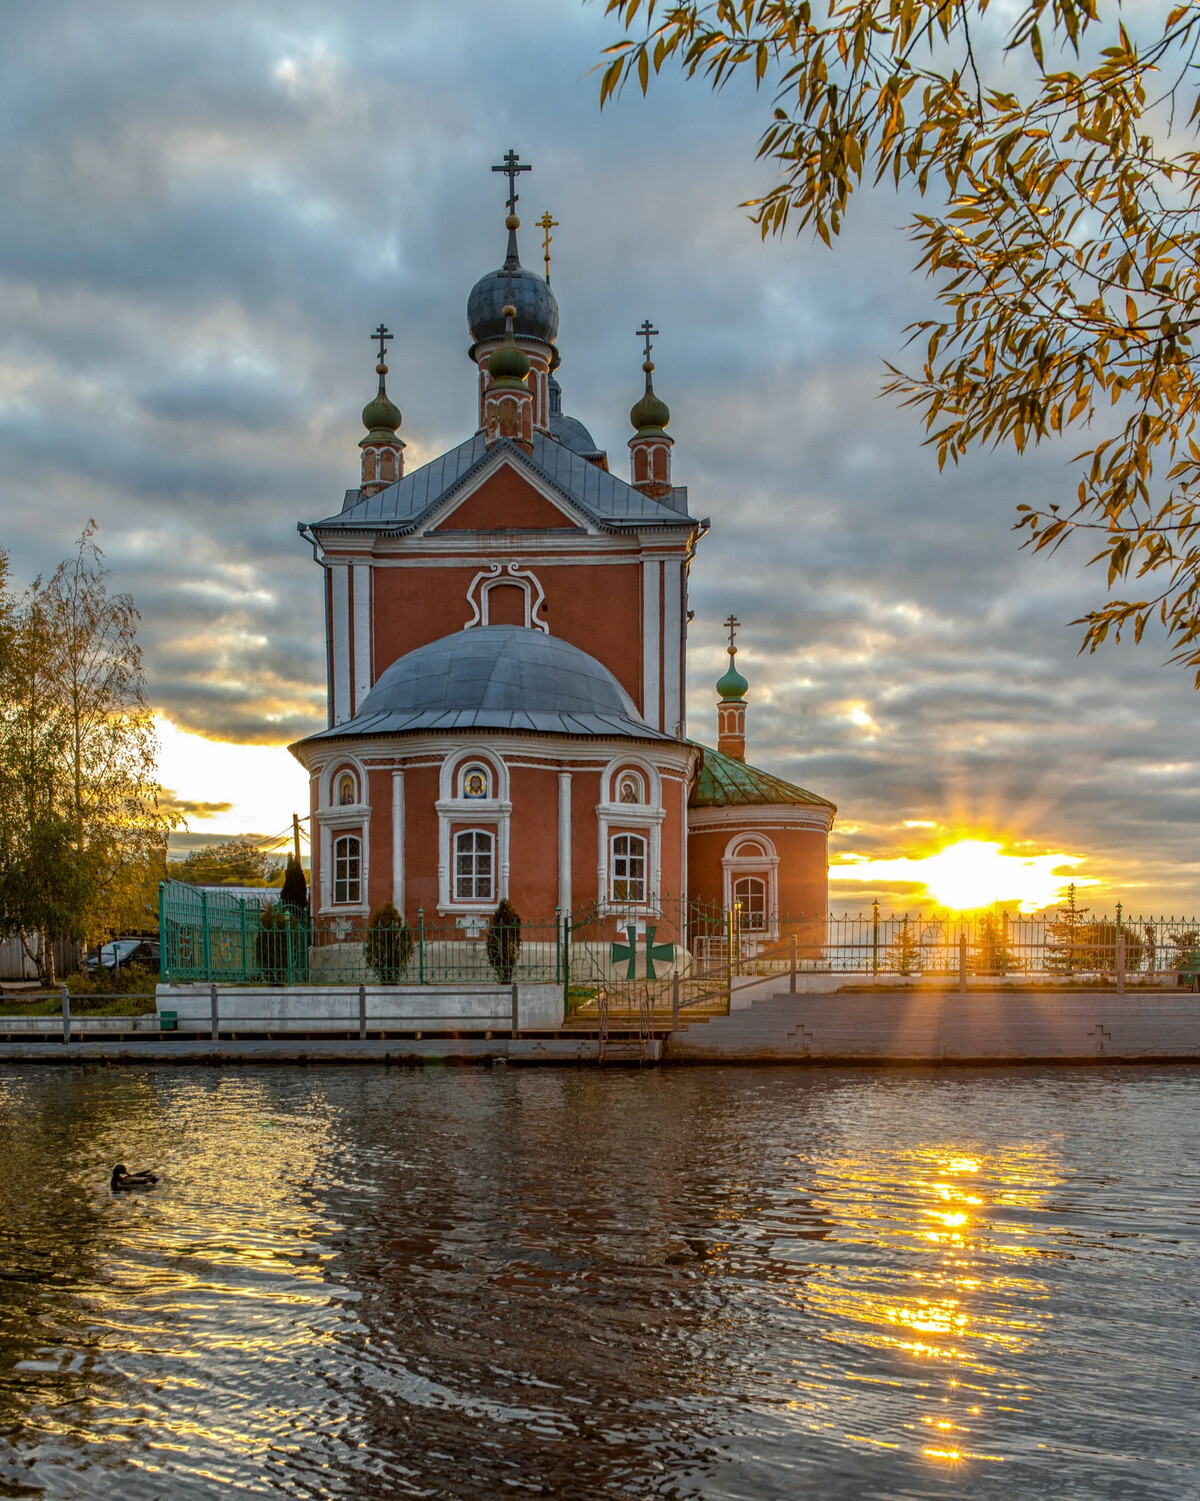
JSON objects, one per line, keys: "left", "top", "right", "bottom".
{"left": 688, "top": 743, "right": 836, "bottom": 811}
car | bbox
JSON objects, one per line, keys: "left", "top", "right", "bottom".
{"left": 88, "top": 937, "right": 160, "bottom": 972}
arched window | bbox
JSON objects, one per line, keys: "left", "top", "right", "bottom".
{"left": 460, "top": 764, "right": 491, "bottom": 800}
{"left": 736, "top": 841, "right": 764, "bottom": 858}
{"left": 617, "top": 772, "right": 643, "bottom": 805}
{"left": 610, "top": 833, "right": 647, "bottom": 903}
{"left": 454, "top": 829, "right": 495, "bottom": 902}
{"left": 733, "top": 876, "right": 767, "bottom": 931}
{"left": 336, "top": 772, "right": 357, "bottom": 807}
{"left": 333, "top": 834, "right": 362, "bottom": 905}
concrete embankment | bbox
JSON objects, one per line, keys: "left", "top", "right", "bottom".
{"left": 665, "top": 989, "right": 1200, "bottom": 1063}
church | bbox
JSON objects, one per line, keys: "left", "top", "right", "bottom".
{"left": 290, "top": 155, "right": 835, "bottom": 943}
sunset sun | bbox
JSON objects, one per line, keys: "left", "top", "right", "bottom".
{"left": 831, "top": 838, "right": 1097, "bottom": 912}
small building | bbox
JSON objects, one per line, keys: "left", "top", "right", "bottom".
{"left": 289, "top": 158, "right": 835, "bottom": 939}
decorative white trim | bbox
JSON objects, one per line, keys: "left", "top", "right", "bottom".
{"left": 600, "top": 753, "right": 662, "bottom": 808}
{"left": 391, "top": 770, "right": 404, "bottom": 913}
{"left": 464, "top": 562, "right": 549, "bottom": 633}
{"left": 663, "top": 560, "right": 682, "bottom": 737}
{"left": 642, "top": 560, "right": 661, "bottom": 730}
{"left": 319, "top": 753, "right": 368, "bottom": 811}
{"left": 558, "top": 773, "right": 572, "bottom": 914}
{"left": 436, "top": 746, "right": 512, "bottom": 913}
{"left": 595, "top": 800, "right": 665, "bottom": 913}
{"left": 721, "top": 831, "right": 780, "bottom": 939}
{"left": 331, "top": 566, "right": 350, "bottom": 725}
{"left": 317, "top": 809, "right": 370, "bottom": 916}
{"left": 352, "top": 563, "right": 372, "bottom": 711}
{"left": 687, "top": 803, "right": 836, "bottom": 834}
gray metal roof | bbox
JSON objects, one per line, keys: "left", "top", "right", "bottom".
{"left": 310, "top": 432, "right": 694, "bottom": 534}
{"left": 294, "top": 626, "right": 675, "bottom": 745}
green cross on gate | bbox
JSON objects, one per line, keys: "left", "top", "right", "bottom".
{"left": 610, "top": 924, "right": 638, "bottom": 980}
{"left": 643, "top": 926, "right": 675, "bottom": 980}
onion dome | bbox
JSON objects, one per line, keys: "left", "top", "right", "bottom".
{"left": 361, "top": 362, "right": 402, "bottom": 444}
{"left": 630, "top": 360, "right": 670, "bottom": 434}
{"left": 717, "top": 647, "right": 748, "bottom": 701}
{"left": 487, "top": 305, "right": 531, "bottom": 386}
{"left": 468, "top": 214, "right": 560, "bottom": 352}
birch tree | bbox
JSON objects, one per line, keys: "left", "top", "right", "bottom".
{"left": 594, "top": 1, "right": 1200, "bottom": 676}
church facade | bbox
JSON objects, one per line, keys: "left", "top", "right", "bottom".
{"left": 290, "top": 159, "right": 835, "bottom": 939}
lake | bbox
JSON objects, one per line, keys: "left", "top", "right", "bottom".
{"left": 1, "top": 1064, "right": 1197, "bottom": 1499}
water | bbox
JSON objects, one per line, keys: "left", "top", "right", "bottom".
{"left": 1, "top": 1065, "right": 1197, "bottom": 1500}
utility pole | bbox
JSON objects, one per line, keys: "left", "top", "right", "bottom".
{"left": 292, "top": 813, "right": 301, "bottom": 864}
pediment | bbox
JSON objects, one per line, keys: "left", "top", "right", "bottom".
{"left": 422, "top": 451, "right": 593, "bottom": 535}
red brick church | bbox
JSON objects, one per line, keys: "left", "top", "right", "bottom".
{"left": 290, "top": 155, "right": 835, "bottom": 939}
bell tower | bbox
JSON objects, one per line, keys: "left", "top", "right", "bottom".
{"left": 358, "top": 324, "right": 404, "bottom": 499}
{"left": 716, "top": 615, "right": 749, "bottom": 761}
{"left": 628, "top": 319, "right": 673, "bottom": 499}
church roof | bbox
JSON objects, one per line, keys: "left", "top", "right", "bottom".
{"left": 309, "top": 432, "right": 694, "bottom": 534}
{"left": 294, "top": 626, "right": 678, "bottom": 745}
{"left": 689, "top": 744, "right": 836, "bottom": 811}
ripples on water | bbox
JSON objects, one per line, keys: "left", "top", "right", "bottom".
{"left": 0, "top": 1065, "right": 1197, "bottom": 1499}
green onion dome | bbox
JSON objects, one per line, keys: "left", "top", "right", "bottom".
{"left": 487, "top": 305, "right": 531, "bottom": 386}
{"left": 717, "top": 650, "right": 748, "bottom": 701}
{"left": 361, "top": 362, "right": 402, "bottom": 443}
{"left": 630, "top": 360, "right": 670, "bottom": 434}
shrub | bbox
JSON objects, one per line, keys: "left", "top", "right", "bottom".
{"left": 65, "top": 962, "right": 158, "bottom": 996}
{"left": 256, "top": 902, "right": 294, "bottom": 983}
{"left": 281, "top": 855, "right": 309, "bottom": 919}
{"left": 485, "top": 899, "right": 522, "bottom": 984}
{"left": 366, "top": 903, "right": 414, "bottom": 985}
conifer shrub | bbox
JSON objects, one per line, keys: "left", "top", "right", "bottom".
{"left": 366, "top": 903, "right": 413, "bottom": 985}
{"left": 255, "top": 902, "right": 291, "bottom": 984}
{"left": 485, "top": 899, "right": 522, "bottom": 984}
{"left": 281, "top": 855, "right": 309, "bottom": 920}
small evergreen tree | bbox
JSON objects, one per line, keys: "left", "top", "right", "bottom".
{"left": 887, "top": 917, "right": 922, "bottom": 977}
{"left": 366, "top": 903, "right": 413, "bottom": 985}
{"left": 976, "top": 913, "right": 1018, "bottom": 975}
{"left": 486, "top": 899, "right": 522, "bottom": 984}
{"left": 281, "top": 855, "right": 308, "bottom": 920}
{"left": 1045, "top": 885, "right": 1089, "bottom": 976}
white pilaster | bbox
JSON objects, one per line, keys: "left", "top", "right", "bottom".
{"left": 331, "top": 566, "right": 351, "bottom": 725}
{"left": 391, "top": 771, "right": 405, "bottom": 913}
{"left": 558, "top": 773, "right": 572, "bottom": 914}
{"left": 642, "top": 560, "right": 661, "bottom": 730}
{"left": 663, "top": 560, "right": 682, "bottom": 737}
{"left": 352, "top": 564, "right": 372, "bottom": 712}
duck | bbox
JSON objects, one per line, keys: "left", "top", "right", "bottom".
{"left": 110, "top": 1163, "right": 158, "bottom": 1192}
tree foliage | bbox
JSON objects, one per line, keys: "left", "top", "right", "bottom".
{"left": 595, "top": 1, "right": 1200, "bottom": 676}
{"left": 365, "top": 902, "right": 414, "bottom": 985}
{"left": 0, "top": 527, "right": 172, "bottom": 982}
{"left": 486, "top": 899, "right": 523, "bottom": 984}
{"left": 170, "top": 838, "right": 279, "bottom": 887}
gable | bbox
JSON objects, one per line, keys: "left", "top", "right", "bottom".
{"left": 430, "top": 461, "right": 584, "bottom": 533}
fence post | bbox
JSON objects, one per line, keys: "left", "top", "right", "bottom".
{"left": 417, "top": 908, "right": 425, "bottom": 986}
{"left": 872, "top": 900, "right": 880, "bottom": 975}
{"left": 726, "top": 908, "right": 734, "bottom": 1002}
{"left": 1116, "top": 935, "right": 1126, "bottom": 997}
{"left": 61, "top": 986, "right": 70, "bottom": 1045}
{"left": 561, "top": 915, "right": 571, "bottom": 1014}
{"left": 358, "top": 982, "right": 367, "bottom": 1040}
{"left": 158, "top": 881, "right": 166, "bottom": 982}
{"left": 511, "top": 982, "right": 520, "bottom": 1039}
{"left": 201, "top": 889, "right": 211, "bottom": 981}
{"left": 671, "top": 971, "right": 680, "bottom": 1031}
{"left": 790, "top": 934, "right": 797, "bottom": 994}
{"left": 210, "top": 982, "right": 219, "bottom": 1041}
{"left": 958, "top": 928, "right": 967, "bottom": 995}
{"left": 555, "top": 906, "right": 561, "bottom": 985}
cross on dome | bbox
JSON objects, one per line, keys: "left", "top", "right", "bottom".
{"left": 724, "top": 614, "right": 741, "bottom": 653}
{"left": 637, "top": 319, "right": 659, "bottom": 364}
{"left": 537, "top": 211, "right": 558, "bottom": 282}
{"left": 492, "top": 150, "right": 531, "bottom": 214}
{"left": 373, "top": 323, "right": 393, "bottom": 365}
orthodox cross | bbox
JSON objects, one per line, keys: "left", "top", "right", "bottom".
{"left": 537, "top": 211, "right": 558, "bottom": 282}
{"left": 724, "top": 614, "right": 740, "bottom": 652}
{"left": 372, "top": 324, "right": 393, "bottom": 364}
{"left": 492, "top": 150, "right": 531, "bottom": 213}
{"left": 637, "top": 318, "right": 659, "bottom": 362}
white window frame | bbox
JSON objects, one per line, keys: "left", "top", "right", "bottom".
{"left": 732, "top": 874, "right": 769, "bottom": 932}
{"left": 332, "top": 832, "right": 364, "bottom": 906}
{"left": 597, "top": 756, "right": 665, "bottom": 913}
{"left": 453, "top": 828, "right": 496, "bottom": 904}
{"left": 610, "top": 832, "right": 648, "bottom": 905}
{"left": 437, "top": 750, "right": 511, "bottom": 915}
{"left": 722, "top": 833, "right": 780, "bottom": 942}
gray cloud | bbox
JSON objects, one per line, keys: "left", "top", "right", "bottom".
{"left": 0, "top": 0, "right": 1196, "bottom": 912}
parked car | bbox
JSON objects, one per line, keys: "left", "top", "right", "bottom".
{"left": 88, "top": 937, "right": 160, "bottom": 972}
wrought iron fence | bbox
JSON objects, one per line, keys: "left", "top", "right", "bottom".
{"left": 159, "top": 883, "right": 1200, "bottom": 990}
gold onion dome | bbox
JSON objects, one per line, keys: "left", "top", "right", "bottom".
{"left": 630, "top": 359, "right": 670, "bottom": 434}
{"left": 361, "top": 361, "right": 402, "bottom": 442}
{"left": 487, "top": 305, "right": 531, "bottom": 385}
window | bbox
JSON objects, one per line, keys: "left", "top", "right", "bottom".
{"left": 336, "top": 772, "right": 357, "bottom": 806}
{"left": 454, "top": 829, "right": 495, "bottom": 902}
{"left": 333, "top": 834, "right": 362, "bottom": 904}
{"left": 610, "top": 833, "right": 647, "bottom": 903}
{"left": 460, "top": 764, "right": 491, "bottom": 800}
{"left": 733, "top": 876, "right": 768, "bottom": 931}
{"left": 617, "top": 773, "right": 643, "bottom": 804}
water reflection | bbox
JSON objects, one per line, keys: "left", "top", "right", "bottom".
{"left": 1, "top": 1066, "right": 1197, "bottom": 1498}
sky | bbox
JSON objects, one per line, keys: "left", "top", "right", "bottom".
{"left": 1, "top": 0, "right": 1197, "bottom": 915}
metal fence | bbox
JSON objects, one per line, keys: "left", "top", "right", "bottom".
{"left": 159, "top": 883, "right": 1200, "bottom": 990}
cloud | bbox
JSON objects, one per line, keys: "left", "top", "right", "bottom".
{"left": 1, "top": 0, "right": 1197, "bottom": 912}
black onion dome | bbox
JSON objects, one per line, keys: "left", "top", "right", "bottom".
{"left": 468, "top": 262, "right": 559, "bottom": 350}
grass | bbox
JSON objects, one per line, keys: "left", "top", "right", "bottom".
{"left": 0, "top": 994, "right": 157, "bottom": 1017}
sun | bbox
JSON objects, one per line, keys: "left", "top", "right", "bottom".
{"left": 830, "top": 838, "right": 1097, "bottom": 913}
